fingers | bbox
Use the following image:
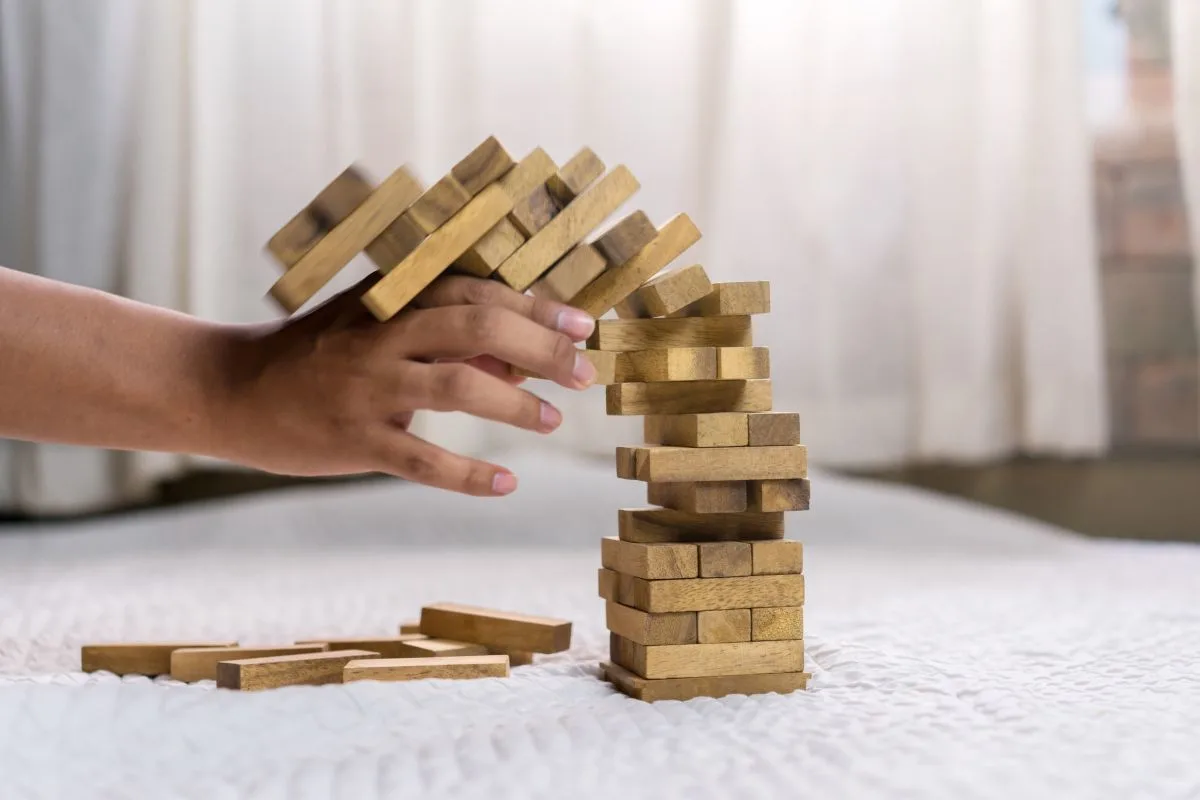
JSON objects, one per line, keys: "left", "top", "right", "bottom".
{"left": 406, "top": 361, "right": 562, "bottom": 434}
{"left": 373, "top": 428, "right": 518, "bottom": 497}
{"left": 414, "top": 275, "right": 595, "bottom": 342}
{"left": 463, "top": 354, "right": 527, "bottom": 385}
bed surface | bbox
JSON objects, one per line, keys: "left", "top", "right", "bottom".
{"left": 1, "top": 452, "right": 1198, "bottom": 799}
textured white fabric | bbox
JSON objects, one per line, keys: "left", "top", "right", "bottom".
{"left": 2, "top": 454, "right": 1199, "bottom": 799}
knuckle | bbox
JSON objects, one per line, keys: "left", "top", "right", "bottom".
{"left": 461, "top": 277, "right": 503, "bottom": 306}
{"left": 431, "top": 363, "right": 475, "bottom": 405}
{"left": 399, "top": 451, "right": 443, "bottom": 484}
{"left": 462, "top": 305, "right": 503, "bottom": 343}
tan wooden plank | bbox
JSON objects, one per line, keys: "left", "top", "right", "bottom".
{"left": 529, "top": 244, "right": 607, "bottom": 302}
{"left": 510, "top": 185, "right": 561, "bottom": 237}
{"left": 603, "top": 571, "right": 805, "bottom": 613}
{"left": 610, "top": 633, "right": 804, "bottom": 679}
{"left": 419, "top": 602, "right": 572, "bottom": 653}
{"left": 546, "top": 146, "right": 605, "bottom": 205}
{"left": 751, "top": 540, "right": 804, "bottom": 575}
{"left": 617, "top": 264, "right": 713, "bottom": 319}
{"left": 608, "top": 379, "right": 771, "bottom": 416}
{"left": 266, "top": 165, "right": 376, "bottom": 268}
{"left": 497, "top": 147, "right": 559, "bottom": 201}
{"left": 620, "top": 348, "right": 716, "bottom": 381}
{"left": 398, "top": 620, "right": 422, "bottom": 634}
{"left": 605, "top": 602, "right": 698, "bottom": 646}
{"left": 393, "top": 638, "right": 489, "bottom": 658}
{"left": 295, "top": 635, "right": 429, "bottom": 659}
{"left": 587, "top": 316, "right": 751, "bottom": 351}
{"left": 407, "top": 174, "right": 472, "bottom": 234}
{"left": 81, "top": 641, "right": 236, "bottom": 676}
{"left": 594, "top": 210, "right": 657, "bottom": 268}
{"left": 697, "top": 609, "right": 752, "bottom": 643}
{"left": 618, "top": 507, "right": 784, "bottom": 543}
{"left": 451, "top": 135, "right": 515, "bottom": 195}
{"left": 717, "top": 347, "right": 770, "bottom": 379}
{"left": 602, "top": 659, "right": 808, "bottom": 701}
{"left": 598, "top": 566, "right": 619, "bottom": 601}
{"left": 170, "top": 645, "right": 327, "bottom": 682}
{"left": 752, "top": 607, "right": 804, "bottom": 641}
{"left": 644, "top": 413, "right": 748, "bottom": 447}
{"left": 647, "top": 481, "right": 748, "bottom": 513}
{"left": 671, "top": 281, "right": 771, "bottom": 317}
{"left": 493, "top": 649, "right": 534, "bottom": 666}
{"left": 454, "top": 218, "right": 525, "bottom": 277}
{"left": 616, "top": 446, "right": 637, "bottom": 479}
{"left": 619, "top": 445, "right": 808, "bottom": 483}
{"left": 698, "top": 542, "right": 753, "bottom": 577}
{"left": 747, "top": 479, "right": 811, "bottom": 513}
{"left": 216, "top": 649, "right": 380, "bottom": 690}
{"left": 747, "top": 412, "right": 801, "bottom": 445}
{"left": 366, "top": 212, "right": 429, "bottom": 272}
{"left": 343, "top": 655, "right": 510, "bottom": 682}
{"left": 600, "top": 536, "right": 698, "bottom": 579}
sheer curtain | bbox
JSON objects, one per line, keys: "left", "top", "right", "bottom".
{"left": 1173, "top": 0, "right": 1200, "bottom": 363}
{"left": 0, "top": 0, "right": 1107, "bottom": 514}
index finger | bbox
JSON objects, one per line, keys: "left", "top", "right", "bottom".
{"left": 413, "top": 276, "right": 595, "bottom": 342}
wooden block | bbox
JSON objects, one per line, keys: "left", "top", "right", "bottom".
{"left": 717, "top": 347, "right": 770, "bottom": 379}
{"left": 603, "top": 572, "right": 804, "bottom": 613}
{"left": 618, "top": 507, "right": 784, "bottom": 543}
{"left": 605, "top": 602, "right": 697, "bottom": 645}
{"left": 490, "top": 648, "right": 534, "bottom": 666}
{"left": 747, "top": 412, "right": 801, "bottom": 446}
{"left": 610, "top": 633, "right": 804, "bottom": 679}
{"left": 620, "top": 445, "right": 808, "bottom": 483}
{"left": 394, "top": 638, "right": 490, "bottom": 658}
{"left": 496, "top": 147, "right": 559, "bottom": 202}
{"left": 568, "top": 214, "right": 702, "bottom": 319}
{"left": 697, "top": 609, "right": 752, "bottom": 643}
{"left": 296, "top": 636, "right": 429, "bottom": 659}
{"left": 361, "top": 184, "right": 513, "bottom": 320}
{"left": 216, "top": 649, "right": 380, "bottom": 690}
{"left": 602, "top": 660, "right": 808, "bottom": 701}
{"left": 451, "top": 135, "right": 514, "bottom": 195}
{"left": 601, "top": 536, "right": 698, "bottom": 579}
{"left": 587, "top": 316, "right": 751, "bottom": 351}
{"left": 594, "top": 210, "right": 657, "bottom": 267}
{"left": 617, "top": 264, "right": 713, "bottom": 319}
{"left": 454, "top": 217, "right": 526, "bottom": 277}
{"left": 644, "top": 413, "right": 748, "bottom": 447}
{"left": 399, "top": 620, "right": 422, "bottom": 634}
{"left": 270, "top": 166, "right": 423, "bottom": 313}
{"left": 748, "top": 479, "right": 811, "bottom": 513}
{"left": 529, "top": 244, "right": 607, "bottom": 303}
{"left": 419, "top": 602, "right": 572, "bottom": 653}
{"left": 752, "top": 607, "right": 804, "bottom": 641}
{"left": 81, "top": 642, "right": 236, "bottom": 676}
{"left": 620, "top": 348, "right": 717, "bottom": 381}
{"left": 607, "top": 380, "right": 771, "bottom": 416}
{"left": 406, "top": 174, "right": 472, "bottom": 234}
{"left": 616, "top": 446, "right": 637, "bottom": 478}
{"left": 671, "top": 281, "right": 771, "bottom": 317}
{"left": 267, "top": 166, "right": 375, "bottom": 268}
{"left": 366, "top": 212, "right": 429, "bottom": 272}
{"left": 495, "top": 165, "right": 640, "bottom": 292}
{"left": 698, "top": 542, "right": 752, "bottom": 577}
{"left": 546, "top": 146, "right": 605, "bottom": 206}
{"left": 751, "top": 540, "right": 804, "bottom": 575}
{"left": 647, "top": 481, "right": 748, "bottom": 513}
{"left": 513, "top": 348, "right": 618, "bottom": 383}
{"left": 343, "top": 655, "right": 510, "bottom": 682}
{"left": 169, "top": 645, "right": 327, "bottom": 682}
{"left": 510, "top": 185, "right": 561, "bottom": 237}
{"left": 598, "top": 566, "right": 619, "bottom": 600}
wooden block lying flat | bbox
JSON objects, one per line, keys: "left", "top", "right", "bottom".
{"left": 599, "top": 570, "right": 805, "bottom": 613}
{"left": 594, "top": 210, "right": 658, "bottom": 268}
{"left": 605, "top": 602, "right": 697, "bottom": 645}
{"left": 454, "top": 218, "right": 526, "bottom": 277}
{"left": 518, "top": 349, "right": 714, "bottom": 383}
{"left": 81, "top": 642, "right": 237, "bottom": 676}
{"left": 296, "top": 636, "right": 429, "bottom": 659}
{"left": 751, "top": 540, "right": 804, "bottom": 575}
{"left": 598, "top": 566, "right": 618, "bottom": 601}
{"left": 697, "top": 609, "right": 752, "bottom": 644}
{"left": 618, "top": 264, "right": 712, "bottom": 319}
{"left": 620, "top": 445, "right": 808, "bottom": 483}
{"left": 601, "top": 536, "right": 698, "bottom": 579}
{"left": 616, "top": 446, "right": 637, "bottom": 479}
{"left": 647, "top": 481, "right": 748, "bottom": 513}
{"left": 671, "top": 281, "right": 771, "bottom": 317}
{"left": 587, "top": 316, "right": 751, "bottom": 352}
{"left": 546, "top": 147, "right": 605, "bottom": 206}
{"left": 217, "top": 649, "right": 380, "bottom": 690}
{"left": 748, "top": 479, "right": 811, "bottom": 513}
{"left": 510, "top": 185, "right": 561, "bottom": 237}
{"left": 698, "top": 542, "right": 752, "bottom": 577}
{"left": 406, "top": 174, "right": 472, "bottom": 234}
{"left": 747, "top": 412, "right": 801, "bottom": 446}
{"left": 490, "top": 648, "right": 534, "bottom": 666}
{"left": 717, "top": 347, "right": 770, "bottom": 379}
{"left": 170, "top": 645, "right": 327, "bottom": 683}
{"left": 451, "top": 135, "right": 514, "bottom": 195}
{"left": 608, "top": 380, "right": 771, "bottom": 416}
{"left": 419, "top": 602, "right": 572, "bottom": 653}
{"left": 619, "top": 507, "right": 784, "bottom": 543}
{"left": 267, "top": 166, "right": 375, "bottom": 268}
{"left": 569, "top": 214, "right": 702, "bottom": 319}
{"left": 396, "top": 638, "right": 489, "bottom": 658}
{"left": 362, "top": 184, "right": 513, "bottom": 321}
{"left": 752, "top": 607, "right": 804, "bottom": 641}
{"left": 270, "top": 166, "right": 423, "bottom": 313}
{"left": 602, "top": 660, "right": 809, "bottom": 701}
{"left": 644, "top": 413, "right": 748, "bottom": 447}
{"left": 529, "top": 244, "right": 607, "bottom": 303}
{"left": 343, "top": 655, "right": 510, "bottom": 683}
{"left": 611, "top": 633, "right": 804, "bottom": 679}
{"left": 399, "top": 620, "right": 422, "bottom": 634}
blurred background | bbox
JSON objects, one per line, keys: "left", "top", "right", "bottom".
{"left": 0, "top": 0, "right": 1196, "bottom": 541}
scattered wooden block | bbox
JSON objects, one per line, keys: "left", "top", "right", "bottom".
{"left": 602, "top": 660, "right": 809, "bottom": 702}
{"left": 671, "top": 281, "right": 771, "bottom": 317}
{"left": 697, "top": 609, "right": 752, "bottom": 643}
{"left": 618, "top": 445, "right": 808, "bottom": 483}
{"left": 296, "top": 636, "right": 430, "bottom": 659}
{"left": 747, "top": 479, "right": 811, "bottom": 513}
{"left": 393, "top": 638, "right": 490, "bottom": 658}
{"left": 599, "top": 570, "right": 804, "bottom": 613}
{"left": 546, "top": 147, "right": 605, "bottom": 205}
{"left": 343, "top": 655, "right": 510, "bottom": 683}
{"left": 169, "top": 645, "right": 327, "bottom": 682}
{"left": 454, "top": 218, "right": 526, "bottom": 277}
{"left": 619, "top": 507, "right": 784, "bottom": 542}
{"left": 510, "top": 185, "right": 561, "bottom": 237}
{"left": 751, "top": 607, "right": 804, "bottom": 641}
{"left": 607, "top": 380, "right": 771, "bottom": 416}
{"left": 399, "top": 620, "right": 422, "bottom": 634}
{"left": 647, "top": 481, "right": 748, "bottom": 513}
{"left": 81, "top": 642, "right": 237, "bottom": 676}
{"left": 587, "top": 316, "right": 751, "bottom": 351}
{"left": 529, "top": 244, "right": 607, "bottom": 302}
{"left": 594, "top": 210, "right": 658, "bottom": 268}
{"left": 716, "top": 347, "right": 770, "bottom": 379}
{"left": 451, "top": 135, "right": 514, "bottom": 195}
{"left": 605, "top": 602, "right": 697, "bottom": 645}
{"left": 610, "top": 633, "right": 804, "bottom": 678}
{"left": 601, "top": 536, "right": 698, "bottom": 579}
{"left": 407, "top": 174, "right": 472, "bottom": 234}
{"left": 617, "top": 264, "right": 712, "bottom": 319}
{"left": 266, "top": 166, "right": 375, "bottom": 268}
{"left": 491, "top": 649, "right": 535, "bottom": 666}
{"left": 216, "top": 649, "right": 380, "bottom": 691}
{"left": 751, "top": 540, "right": 804, "bottom": 575}
{"left": 644, "top": 413, "right": 748, "bottom": 447}
{"left": 698, "top": 542, "right": 753, "bottom": 577}
{"left": 747, "top": 412, "right": 801, "bottom": 446}
{"left": 419, "top": 602, "right": 572, "bottom": 653}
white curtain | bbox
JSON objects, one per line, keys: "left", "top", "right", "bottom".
{"left": 1173, "top": 0, "right": 1200, "bottom": 365}
{"left": 0, "top": 0, "right": 1108, "bottom": 514}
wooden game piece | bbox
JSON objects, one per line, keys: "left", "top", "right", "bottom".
{"left": 367, "top": 212, "right": 429, "bottom": 272}
{"left": 399, "top": 621, "right": 422, "bottom": 634}
{"left": 747, "top": 412, "right": 801, "bottom": 446}
{"left": 598, "top": 566, "right": 618, "bottom": 601}
{"left": 601, "top": 536, "right": 698, "bottom": 579}
{"left": 495, "top": 165, "right": 640, "bottom": 291}
{"left": 618, "top": 445, "right": 808, "bottom": 482}
{"left": 513, "top": 348, "right": 619, "bottom": 383}
{"left": 697, "top": 609, "right": 752, "bottom": 643}
{"left": 491, "top": 649, "right": 535, "bottom": 666}
{"left": 216, "top": 649, "right": 380, "bottom": 690}
{"left": 419, "top": 602, "right": 572, "bottom": 653}
{"left": 395, "top": 638, "right": 490, "bottom": 658}
{"left": 599, "top": 571, "right": 805, "bottom": 613}
{"left": 587, "top": 316, "right": 751, "bottom": 351}
{"left": 267, "top": 166, "right": 376, "bottom": 268}
{"left": 644, "top": 413, "right": 748, "bottom": 447}
{"left": 602, "top": 660, "right": 809, "bottom": 702}
{"left": 169, "top": 645, "right": 328, "bottom": 683}
{"left": 605, "top": 602, "right": 698, "bottom": 645}
{"left": 606, "top": 379, "right": 772, "bottom": 416}
{"left": 361, "top": 184, "right": 512, "bottom": 320}
{"left": 454, "top": 218, "right": 526, "bottom": 277}
{"left": 497, "top": 147, "right": 559, "bottom": 201}
{"left": 593, "top": 210, "right": 657, "bottom": 268}
{"left": 546, "top": 146, "right": 605, "bottom": 205}
{"left": 751, "top": 607, "right": 804, "bottom": 641}
{"left": 80, "top": 642, "right": 237, "bottom": 676}
{"left": 295, "top": 636, "right": 429, "bottom": 659}
{"left": 269, "top": 166, "right": 423, "bottom": 313}
{"left": 698, "top": 542, "right": 753, "bottom": 577}
{"left": 747, "top": 479, "right": 811, "bottom": 513}
{"left": 529, "top": 244, "right": 607, "bottom": 302}
{"left": 621, "top": 348, "right": 717, "bottom": 381}
{"left": 568, "top": 214, "right": 702, "bottom": 318}
{"left": 616, "top": 264, "right": 713, "bottom": 319}
{"left": 510, "top": 185, "right": 561, "bottom": 237}
{"left": 750, "top": 540, "right": 804, "bottom": 575}
{"left": 451, "top": 135, "right": 514, "bottom": 195}
{"left": 343, "top": 655, "right": 510, "bottom": 682}
{"left": 616, "top": 446, "right": 637, "bottom": 479}
{"left": 618, "top": 507, "right": 784, "bottom": 543}
{"left": 671, "top": 281, "right": 771, "bottom": 317}
{"left": 406, "top": 174, "right": 473, "bottom": 234}
{"left": 716, "top": 347, "right": 770, "bottom": 379}
{"left": 647, "top": 481, "right": 748, "bottom": 514}
{"left": 610, "top": 633, "right": 804, "bottom": 679}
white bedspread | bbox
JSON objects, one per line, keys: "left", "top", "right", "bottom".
{"left": 2, "top": 453, "right": 1198, "bottom": 799}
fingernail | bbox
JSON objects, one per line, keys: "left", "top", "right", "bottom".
{"left": 492, "top": 472, "right": 518, "bottom": 495}
{"left": 573, "top": 352, "right": 597, "bottom": 387}
{"left": 555, "top": 308, "right": 595, "bottom": 340}
{"left": 539, "top": 401, "right": 563, "bottom": 431}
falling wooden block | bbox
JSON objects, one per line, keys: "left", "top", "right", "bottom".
{"left": 529, "top": 244, "right": 607, "bottom": 302}
{"left": 587, "top": 316, "right": 751, "bottom": 351}
{"left": 394, "top": 638, "right": 490, "bottom": 658}
{"left": 748, "top": 412, "right": 801, "bottom": 446}
{"left": 546, "top": 147, "right": 605, "bottom": 205}
{"left": 698, "top": 542, "right": 753, "bottom": 577}
{"left": 451, "top": 135, "right": 515, "bottom": 195}
{"left": 618, "top": 445, "right": 808, "bottom": 483}
{"left": 751, "top": 540, "right": 804, "bottom": 575}
{"left": 216, "top": 649, "right": 380, "bottom": 690}
{"left": 367, "top": 212, "right": 430, "bottom": 273}
{"left": 618, "top": 507, "right": 784, "bottom": 543}
{"left": 697, "top": 609, "right": 752, "bottom": 643}
{"left": 602, "top": 660, "right": 809, "bottom": 701}
{"left": 497, "top": 147, "right": 559, "bottom": 202}
{"left": 406, "top": 175, "right": 473, "bottom": 234}
{"left": 644, "top": 413, "right": 748, "bottom": 447}
{"left": 610, "top": 633, "right": 804, "bottom": 679}
{"left": 266, "top": 166, "right": 376, "bottom": 268}
{"left": 454, "top": 218, "right": 526, "bottom": 277}
{"left": 598, "top": 570, "right": 804, "bottom": 613}
{"left": 717, "top": 347, "right": 770, "bottom": 379}
{"left": 399, "top": 620, "right": 422, "bottom": 634}
{"left": 605, "top": 602, "right": 698, "bottom": 645}
{"left": 169, "top": 645, "right": 327, "bottom": 682}
{"left": 752, "top": 607, "right": 804, "bottom": 641}
{"left": 607, "top": 380, "right": 771, "bottom": 416}
{"left": 617, "top": 264, "right": 712, "bottom": 319}
{"left": 594, "top": 210, "right": 658, "bottom": 268}
{"left": 601, "top": 536, "right": 698, "bottom": 579}
{"left": 647, "top": 481, "right": 748, "bottom": 513}
{"left": 296, "top": 635, "right": 430, "bottom": 659}
{"left": 510, "top": 185, "right": 561, "bottom": 237}
{"left": 671, "top": 281, "right": 771, "bottom": 317}
{"left": 81, "top": 642, "right": 237, "bottom": 676}
{"left": 343, "top": 655, "right": 510, "bottom": 683}
{"left": 419, "top": 602, "right": 572, "bottom": 653}
{"left": 748, "top": 479, "right": 811, "bottom": 513}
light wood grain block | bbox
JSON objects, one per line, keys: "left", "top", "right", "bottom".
{"left": 407, "top": 174, "right": 472, "bottom": 234}
{"left": 617, "top": 264, "right": 713, "bottom": 319}
{"left": 602, "top": 660, "right": 809, "bottom": 701}
{"left": 267, "top": 166, "right": 375, "bottom": 268}
{"left": 697, "top": 609, "right": 752, "bottom": 643}
{"left": 597, "top": 568, "right": 641, "bottom": 608}
{"left": 529, "top": 244, "right": 607, "bottom": 302}
{"left": 601, "top": 536, "right": 698, "bottom": 579}
{"left": 366, "top": 212, "right": 429, "bottom": 272}
{"left": 454, "top": 217, "right": 526, "bottom": 277}
{"left": 611, "top": 633, "right": 804, "bottom": 678}
{"left": 546, "top": 146, "right": 605, "bottom": 205}
{"left": 647, "top": 481, "right": 748, "bottom": 513}
{"left": 490, "top": 648, "right": 534, "bottom": 666}
{"left": 497, "top": 147, "right": 559, "bottom": 201}
{"left": 616, "top": 446, "right": 637, "bottom": 478}
{"left": 644, "top": 413, "right": 748, "bottom": 447}
{"left": 510, "top": 185, "right": 561, "bottom": 237}
{"left": 594, "top": 210, "right": 657, "bottom": 268}
{"left": 270, "top": 166, "right": 423, "bottom": 313}
{"left": 451, "top": 135, "right": 514, "bottom": 195}
{"left": 343, "top": 655, "right": 509, "bottom": 682}
{"left": 419, "top": 602, "right": 572, "bottom": 653}
{"left": 394, "top": 638, "right": 489, "bottom": 658}
{"left": 620, "top": 348, "right": 716, "bottom": 381}
{"left": 81, "top": 642, "right": 236, "bottom": 676}
{"left": 513, "top": 349, "right": 618, "bottom": 383}
{"left": 752, "top": 607, "right": 804, "bottom": 641}
{"left": 216, "top": 649, "right": 380, "bottom": 690}
{"left": 598, "top": 566, "right": 619, "bottom": 601}
{"left": 748, "top": 479, "right": 811, "bottom": 513}
{"left": 672, "top": 281, "right": 771, "bottom": 317}
{"left": 568, "top": 214, "right": 701, "bottom": 318}
{"left": 618, "top": 507, "right": 784, "bottom": 543}
{"left": 169, "top": 645, "right": 327, "bottom": 682}
{"left": 607, "top": 380, "right": 771, "bottom": 416}
{"left": 398, "top": 621, "right": 422, "bottom": 634}
{"left": 717, "top": 347, "right": 770, "bottom": 379}
{"left": 605, "top": 602, "right": 698, "bottom": 645}
{"left": 587, "top": 316, "right": 751, "bottom": 351}
{"left": 296, "top": 636, "right": 429, "bottom": 659}
{"left": 747, "top": 412, "right": 801, "bottom": 446}
{"left": 751, "top": 540, "right": 804, "bottom": 575}
{"left": 600, "top": 571, "right": 805, "bottom": 613}
{"left": 619, "top": 445, "right": 808, "bottom": 483}
{"left": 361, "top": 184, "right": 512, "bottom": 320}
{"left": 495, "top": 165, "right": 640, "bottom": 291}
{"left": 698, "top": 542, "right": 752, "bottom": 577}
